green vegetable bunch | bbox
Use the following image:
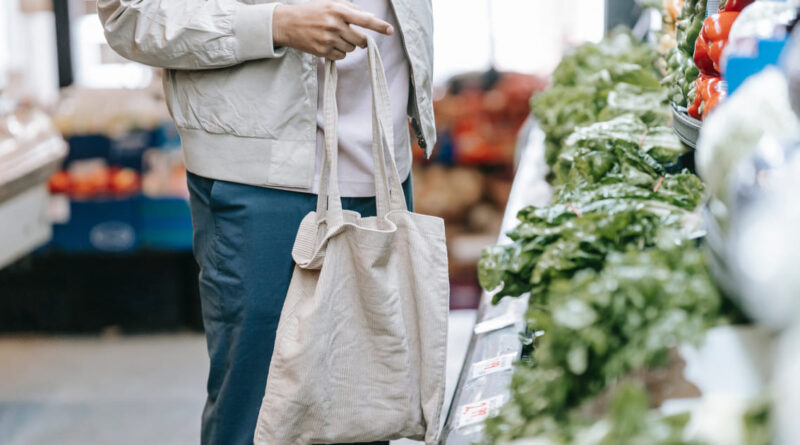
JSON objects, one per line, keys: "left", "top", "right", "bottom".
{"left": 531, "top": 31, "right": 665, "bottom": 168}
{"left": 478, "top": 137, "right": 703, "bottom": 303}
{"left": 555, "top": 113, "right": 685, "bottom": 181}
{"left": 550, "top": 31, "right": 660, "bottom": 88}
{"left": 523, "top": 383, "right": 701, "bottom": 445}
{"left": 483, "top": 244, "right": 723, "bottom": 444}
{"left": 662, "top": 0, "right": 707, "bottom": 107}
{"left": 477, "top": 22, "right": 728, "bottom": 445}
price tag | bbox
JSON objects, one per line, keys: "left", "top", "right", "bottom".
{"left": 470, "top": 353, "right": 516, "bottom": 379}
{"left": 456, "top": 394, "right": 506, "bottom": 428}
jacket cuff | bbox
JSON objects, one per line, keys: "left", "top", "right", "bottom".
{"left": 233, "top": 3, "right": 287, "bottom": 61}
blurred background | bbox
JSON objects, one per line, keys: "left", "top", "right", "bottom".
{"left": 0, "top": 1, "right": 626, "bottom": 444}
{"left": 6, "top": 2, "right": 798, "bottom": 445}
{"left": 0, "top": 0, "right": 609, "bottom": 327}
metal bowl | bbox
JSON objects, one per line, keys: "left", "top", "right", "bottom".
{"left": 671, "top": 103, "right": 703, "bottom": 149}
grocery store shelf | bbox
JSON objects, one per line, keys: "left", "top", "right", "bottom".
{"left": 0, "top": 136, "right": 65, "bottom": 204}
{"left": 0, "top": 185, "right": 51, "bottom": 270}
{"left": 439, "top": 117, "right": 551, "bottom": 444}
{"left": 0, "top": 135, "right": 68, "bottom": 269}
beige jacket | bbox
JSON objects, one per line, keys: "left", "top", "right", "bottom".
{"left": 97, "top": 0, "right": 435, "bottom": 189}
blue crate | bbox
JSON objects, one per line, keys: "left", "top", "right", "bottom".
{"left": 51, "top": 198, "right": 139, "bottom": 253}
{"left": 110, "top": 130, "right": 152, "bottom": 171}
{"left": 66, "top": 126, "right": 180, "bottom": 172}
{"left": 65, "top": 134, "right": 112, "bottom": 166}
{"left": 137, "top": 196, "right": 193, "bottom": 251}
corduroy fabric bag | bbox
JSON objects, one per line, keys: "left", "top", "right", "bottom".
{"left": 253, "top": 36, "right": 449, "bottom": 445}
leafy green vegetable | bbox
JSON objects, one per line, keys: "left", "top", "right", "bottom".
{"left": 478, "top": 22, "right": 727, "bottom": 445}
{"left": 575, "top": 384, "right": 700, "bottom": 445}
{"left": 478, "top": 132, "right": 703, "bottom": 303}
{"left": 558, "top": 114, "right": 685, "bottom": 181}
{"left": 597, "top": 84, "right": 672, "bottom": 125}
{"left": 532, "top": 84, "right": 604, "bottom": 166}
{"left": 665, "top": 0, "right": 707, "bottom": 107}
{"left": 483, "top": 245, "right": 724, "bottom": 443}
{"left": 531, "top": 31, "right": 665, "bottom": 168}
{"left": 521, "top": 383, "right": 702, "bottom": 445}
{"left": 550, "top": 30, "right": 660, "bottom": 88}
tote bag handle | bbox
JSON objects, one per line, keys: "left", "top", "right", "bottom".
{"left": 315, "top": 35, "right": 408, "bottom": 228}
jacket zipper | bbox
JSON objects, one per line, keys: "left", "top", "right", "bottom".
{"left": 388, "top": 0, "right": 427, "bottom": 150}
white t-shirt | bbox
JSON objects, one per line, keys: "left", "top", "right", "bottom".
{"left": 307, "top": 0, "right": 411, "bottom": 197}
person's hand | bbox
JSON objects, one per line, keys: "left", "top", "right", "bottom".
{"left": 272, "top": 0, "right": 394, "bottom": 60}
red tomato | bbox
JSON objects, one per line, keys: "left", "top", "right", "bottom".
{"left": 110, "top": 168, "right": 140, "bottom": 195}
{"left": 49, "top": 170, "right": 71, "bottom": 194}
{"left": 71, "top": 167, "right": 111, "bottom": 198}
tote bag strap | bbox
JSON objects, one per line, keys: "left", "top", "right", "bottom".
{"left": 365, "top": 37, "right": 407, "bottom": 215}
{"left": 315, "top": 60, "right": 345, "bottom": 228}
{"left": 315, "top": 35, "right": 408, "bottom": 228}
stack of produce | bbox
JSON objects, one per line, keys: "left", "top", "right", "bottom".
{"left": 688, "top": 1, "right": 748, "bottom": 119}
{"left": 663, "top": 0, "right": 706, "bottom": 108}
{"left": 530, "top": 30, "right": 684, "bottom": 181}
{"left": 425, "top": 72, "right": 546, "bottom": 165}
{"left": 661, "top": 0, "right": 685, "bottom": 49}
{"left": 477, "top": 32, "right": 737, "bottom": 444}
{"left": 49, "top": 162, "right": 140, "bottom": 199}
{"left": 665, "top": 0, "right": 757, "bottom": 120}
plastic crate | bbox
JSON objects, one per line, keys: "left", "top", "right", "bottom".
{"left": 65, "top": 127, "right": 164, "bottom": 171}
{"left": 65, "top": 134, "right": 111, "bottom": 165}
{"left": 51, "top": 197, "right": 139, "bottom": 253}
{"left": 110, "top": 129, "right": 152, "bottom": 171}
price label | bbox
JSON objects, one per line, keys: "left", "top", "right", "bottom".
{"left": 457, "top": 394, "right": 506, "bottom": 428}
{"left": 470, "top": 353, "right": 516, "bottom": 379}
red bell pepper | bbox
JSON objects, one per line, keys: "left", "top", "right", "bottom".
{"left": 720, "top": 0, "right": 756, "bottom": 12}
{"left": 688, "top": 74, "right": 724, "bottom": 120}
{"left": 693, "top": 32, "right": 716, "bottom": 75}
{"left": 694, "top": 11, "right": 739, "bottom": 75}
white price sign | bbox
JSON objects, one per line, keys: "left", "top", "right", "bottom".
{"left": 457, "top": 394, "right": 507, "bottom": 428}
{"left": 470, "top": 353, "right": 516, "bottom": 379}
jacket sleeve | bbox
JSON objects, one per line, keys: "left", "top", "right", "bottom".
{"left": 97, "top": 0, "right": 286, "bottom": 70}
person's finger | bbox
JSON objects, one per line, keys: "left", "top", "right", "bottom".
{"left": 341, "top": 25, "right": 368, "bottom": 48}
{"left": 327, "top": 48, "right": 346, "bottom": 60}
{"left": 341, "top": 9, "right": 393, "bottom": 35}
{"left": 333, "top": 37, "right": 356, "bottom": 54}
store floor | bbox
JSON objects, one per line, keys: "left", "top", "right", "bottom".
{"left": 0, "top": 310, "right": 477, "bottom": 445}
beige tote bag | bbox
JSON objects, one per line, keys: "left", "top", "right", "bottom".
{"left": 253, "top": 37, "right": 449, "bottom": 445}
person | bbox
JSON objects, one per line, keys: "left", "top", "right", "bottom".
{"left": 97, "top": 0, "right": 435, "bottom": 444}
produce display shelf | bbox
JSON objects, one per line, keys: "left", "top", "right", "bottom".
{"left": 671, "top": 103, "right": 703, "bottom": 149}
{"left": 0, "top": 136, "right": 68, "bottom": 269}
{"left": 439, "top": 117, "right": 551, "bottom": 444}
